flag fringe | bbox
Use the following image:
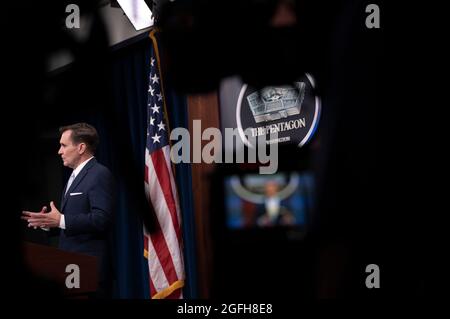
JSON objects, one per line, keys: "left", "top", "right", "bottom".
{"left": 152, "top": 280, "right": 185, "bottom": 299}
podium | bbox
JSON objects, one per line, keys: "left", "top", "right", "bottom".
{"left": 23, "top": 241, "right": 98, "bottom": 298}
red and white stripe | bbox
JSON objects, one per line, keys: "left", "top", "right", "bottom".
{"left": 144, "top": 145, "right": 184, "bottom": 298}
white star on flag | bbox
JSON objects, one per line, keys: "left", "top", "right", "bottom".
{"left": 151, "top": 104, "right": 160, "bottom": 114}
{"left": 151, "top": 74, "right": 159, "bottom": 84}
{"left": 150, "top": 117, "right": 155, "bottom": 125}
{"left": 150, "top": 57, "right": 155, "bottom": 67}
{"left": 151, "top": 133, "right": 161, "bottom": 143}
{"left": 157, "top": 122, "right": 166, "bottom": 131}
{"left": 156, "top": 93, "right": 163, "bottom": 101}
{"left": 148, "top": 86, "right": 154, "bottom": 96}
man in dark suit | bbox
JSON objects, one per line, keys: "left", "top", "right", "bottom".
{"left": 22, "top": 123, "right": 115, "bottom": 298}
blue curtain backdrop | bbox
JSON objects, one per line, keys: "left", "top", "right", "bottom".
{"left": 73, "top": 32, "right": 197, "bottom": 298}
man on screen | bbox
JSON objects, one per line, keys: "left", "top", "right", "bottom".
{"left": 256, "top": 181, "right": 296, "bottom": 227}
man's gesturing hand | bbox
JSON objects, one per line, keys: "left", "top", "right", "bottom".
{"left": 22, "top": 201, "right": 61, "bottom": 229}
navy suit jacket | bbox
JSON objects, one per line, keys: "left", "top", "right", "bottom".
{"left": 59, "top": 158, "right": 115, "bottom": 288}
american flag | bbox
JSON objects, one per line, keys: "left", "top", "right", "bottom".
{"left": 143, "top": 32, "right": 185, "bottom": 299}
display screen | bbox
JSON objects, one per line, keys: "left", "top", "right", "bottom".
{"left": 224, "top": 172, "right": 314, "bottom": 229}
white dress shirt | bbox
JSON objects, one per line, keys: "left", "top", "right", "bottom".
{"left": 265, "top": 196, "right": 281, "bottom": 221}
{"left": 59, "top": 156, "right": 94, "bottom": 229}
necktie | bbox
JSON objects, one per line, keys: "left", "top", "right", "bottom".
{"left": 65, "top": 172, "right": 76, "bottom": 195}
